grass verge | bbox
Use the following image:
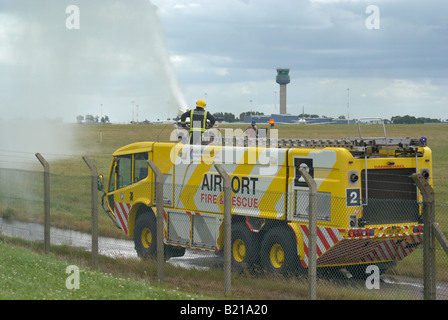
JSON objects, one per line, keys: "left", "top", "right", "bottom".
{"left": 0, "top": 236, "right": 209, "bottom": 300}
{"left": 0, "top": 234, "right": 416, "bottom": 300}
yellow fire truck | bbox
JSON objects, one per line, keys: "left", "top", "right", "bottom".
{"left": 100, "top": 124, "right": 431, "bottom": 277}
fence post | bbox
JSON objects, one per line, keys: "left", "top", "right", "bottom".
{"left": 299, "top": 167, "right": 317, "bottom": 300}
{"left": 35, "top": 153, "right": 50, "bottom": 255}
{"left": 82, "top": 156, "right": 99, "bottom": 269}
{"left": 147, "top": 160, "right": 165, "bottom": 283}
{"left": 214, "top": 164, "right": 232, "bottom": 297}
{"left": 412, "top": 173, "right": 436, "bottom": 300}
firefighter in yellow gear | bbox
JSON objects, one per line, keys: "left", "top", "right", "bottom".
{"left": 180, "top": 99, "right": 216, "bottom": 144}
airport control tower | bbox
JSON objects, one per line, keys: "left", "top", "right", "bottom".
{"left": 276, "top": 68, "right": 290, "bottom": 115}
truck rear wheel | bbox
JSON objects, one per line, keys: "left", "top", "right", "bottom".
{"left": 231, "top": 222, "right": 259, "bottom": 271}
{"left": 260, "top": 226, "right": 298, "bottom": 275}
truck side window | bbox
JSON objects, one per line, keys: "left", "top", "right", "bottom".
{"left": 116, "top": 155, "right": 132, "bottom": 189}
{"left": 134, "top": 152, "right": 149, "bottom": 183}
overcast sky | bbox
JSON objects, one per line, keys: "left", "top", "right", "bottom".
{"left": 1, "top": 0, "right": 447, "bottom": 123}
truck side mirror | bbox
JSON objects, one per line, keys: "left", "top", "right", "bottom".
{"left": 97, "top": 175, "right": 104, "bottom": 191}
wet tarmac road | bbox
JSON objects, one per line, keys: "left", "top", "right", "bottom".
{"left": 0, "top": 217, "right": 220, "bottom": 270}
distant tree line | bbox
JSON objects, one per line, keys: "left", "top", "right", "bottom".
{"left": 213, "top": 111, "right": 266, "bottom": 123}
{"left": 75, "top": 112, "right": 444, "bottom": 125}
{"left": 212, "top": 112, "right": 444, "bottom": 124}
{"left": 77, "top": 115, "right": 110, "bottom": 124}
{"left": 391, "top": 115, "right": 442, "bottom": 124}
{"left": 213, "top": 111, "right": 353, "bottom": 122}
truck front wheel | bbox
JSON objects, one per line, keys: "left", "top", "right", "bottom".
{"left": 231, "top": 222, "right": 259, "bottom": 271}
{"left": 133, "top": 210, "right": 186, "bottom": 260}
{"left": 134, "top": 213, "right": 157, "bottom": 259}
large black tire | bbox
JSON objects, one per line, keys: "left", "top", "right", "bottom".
{"left": 260, "top": 226, "right": 299, "bottom": 275}
{"left": 133, "top": 211, "right": 186, "bottom": 260}
{"left": 134, "top": 213, "right": 157, "bottom": 259}
{"left": 231, "top": 222, "right": 259, "bottom": 271}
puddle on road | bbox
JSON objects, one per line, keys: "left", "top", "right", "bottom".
{"left": 0, "top": 217, "right": 221, "bottom": 270}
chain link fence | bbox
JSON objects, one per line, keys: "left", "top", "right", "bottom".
{"left": 1, "top": 162, "right": 448, "bottom": 300}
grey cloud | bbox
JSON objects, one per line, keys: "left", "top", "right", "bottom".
{"left": 1, "top": 0, "right": 447, "bottom": 123}
{"left": 158, "top": 0, "right": 448, "bottom": 82}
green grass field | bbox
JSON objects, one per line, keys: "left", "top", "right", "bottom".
{"left": 0, "top": 239, "right": 207, "bottom": 300}
{"left": 1, "top": 234, "right": 416, "bottom": 300}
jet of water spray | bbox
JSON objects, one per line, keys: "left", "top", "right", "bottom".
{"left": 149, "top": 0, "right": 188, "bottom": 116}
{"left": 0, "top": 0, "right": 189, "bottom": 169}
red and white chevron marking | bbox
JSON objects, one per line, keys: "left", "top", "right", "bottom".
{"left": 300, "top": 225, "right": 345, "bottom": 268}
{"left": 311, "top": 234, "right": 423, "bottom": 267}
{"left": 114, "top": 202, "right": 132, "bottom": 235}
